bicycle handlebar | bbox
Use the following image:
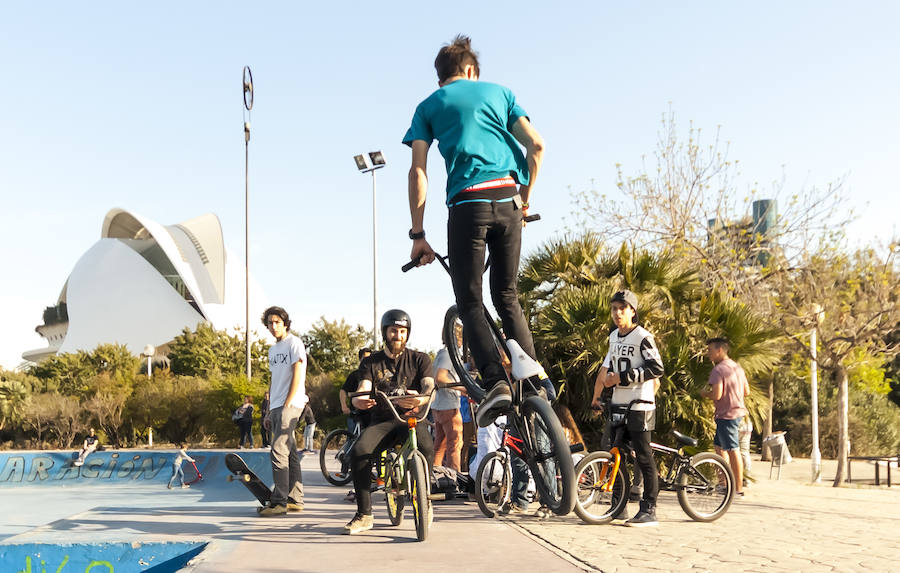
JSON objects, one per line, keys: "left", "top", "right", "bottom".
{"left": 401, "top": 214, "right": 541, "bottom": 272}
{"left": 351, "top": 389, "right": 436, "bottom": 425}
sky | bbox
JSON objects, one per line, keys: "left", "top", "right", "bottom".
{"left": 1, "top": 1, "right": 898, "bottom": 370}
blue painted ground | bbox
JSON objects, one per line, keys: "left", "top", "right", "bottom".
{"left": 0, "top": 449, "right": 270, "bottom": 573}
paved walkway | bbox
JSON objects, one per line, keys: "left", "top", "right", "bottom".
{"left": 506, "top": 455, "right": 900, "bottom": 572}
{"left": 3, "top": 451, "right": 898, "bottom": 572}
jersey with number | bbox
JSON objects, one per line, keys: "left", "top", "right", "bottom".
{"left": 602, "top": 326, "right": 664, "bottom": 411}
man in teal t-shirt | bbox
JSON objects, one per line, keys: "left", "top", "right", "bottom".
{"left": 403, "top": 35, "right": 546, "bottom": 427}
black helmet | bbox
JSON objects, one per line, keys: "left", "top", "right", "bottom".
{"left": 381, "top": 309, "right": 411, "bottom": 341}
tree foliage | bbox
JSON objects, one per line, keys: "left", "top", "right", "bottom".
{"left": 569, "top": 111, "right": 900, "bottom": 484}
{"left": 521, "top": 237, "right": 780, "bottom": 448}
{"left": 301, "top": 317, "right": 370, "bottom": 377}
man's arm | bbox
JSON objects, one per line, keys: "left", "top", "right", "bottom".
{"left": 339, "top": 389, "right": 351, "bottom": 414}
{"left": 408, "top": 139, "right": 435, "bottom": 266}
{"left": 283, "top": 360, "right": 304, "bottom": 408}
{"left": 352, "top": 379, "right": 376, "bottom": 411}
{"left": 510, "top": 117, "right": 545, "bottom": 209}
{"left": 592, "top": 366, "right": 610, "bottom": 407}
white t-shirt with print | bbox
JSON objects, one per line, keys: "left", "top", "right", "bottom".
{"left": 602, "top": 326, "right": 663, "bottom": 412}
{"left": 268, "top": 333, "right": 308, "bottom": 410}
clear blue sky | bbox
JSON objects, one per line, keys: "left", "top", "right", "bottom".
{"left": 2, "top": 1, "right": 898, "bottom": 369}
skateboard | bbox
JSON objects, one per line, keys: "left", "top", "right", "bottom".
{"left": 225, "top": 452, "right": 271, "bottom": 506}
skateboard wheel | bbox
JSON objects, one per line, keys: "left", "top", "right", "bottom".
{"left": 242, "top": 474, "right": 251, "bottom": 483}
{"left": 227, "top": 475, "right": 235, "bottom": 482}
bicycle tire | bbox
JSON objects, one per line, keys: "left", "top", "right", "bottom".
{"left": 474, "top": 450, "right": 512, "bottom": 518}
{"left": 384, "top": 451, "right": 404, "bottom": 526}
{"left": 677, "top": 451, "right": 734, "bottom": 522}
{"left": 573, "top": 451, "right": 630, "bottom": 525}
{"left": 441, "top": 305, "right": 489, "bottom": 402}
{"left": 319, "top": 429, "right": 353, "bottom": 486}
{"left": 409, "top": 451, "right": 430, "bottom": 541}
{"left": 519, "top": 395, "right": 577, "bottom": 516}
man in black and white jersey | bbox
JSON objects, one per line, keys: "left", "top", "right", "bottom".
{"left": 592, "top": 290, "right": 664, "bottom": 527}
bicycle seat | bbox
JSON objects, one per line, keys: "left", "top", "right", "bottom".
{"left": 672, "top": 430, "right": 698, "bottom": 447}
{"left": 507, "top": 339, "right": 543, "bottom": 380}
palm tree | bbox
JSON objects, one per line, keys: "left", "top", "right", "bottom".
{"left": 520, "top": 236, "right": 781, "bottom": 448}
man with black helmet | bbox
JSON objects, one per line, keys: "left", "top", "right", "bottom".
{"left": 591, "top": 290, "right": 664, "bottom": 527}
{"left": 343, "top": 309, "right": 435, "bottom": 535}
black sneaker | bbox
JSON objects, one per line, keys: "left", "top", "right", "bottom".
{"left": 476, "top": 382, "right": 512, "bottom": 428}
{"left": 625, "top": 501, "right": 658, "bottom": 527}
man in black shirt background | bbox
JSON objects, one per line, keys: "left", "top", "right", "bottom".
{"left": 343, "top": 309, "right": 435, "bottom": 535}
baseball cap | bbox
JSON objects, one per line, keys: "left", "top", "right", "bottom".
{"left": 610, "top": 290, "right": 638, "bottom": 311}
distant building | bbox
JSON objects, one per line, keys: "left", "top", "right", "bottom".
{"left": 23, "top": 208, "right": 267, "bottom": 363}
{"left": 707, "top": 199, "right": 777, "bottom": 267}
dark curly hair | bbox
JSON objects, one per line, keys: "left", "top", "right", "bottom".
{"left": 435, "top": 34, "right": 480, "bottom": 83}
{"left": 261, "top": 306, "right": 291, "bottom": 329}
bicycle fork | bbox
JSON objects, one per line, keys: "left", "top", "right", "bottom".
{"left": 595, "top": 447, "right": 623, "bottom": 492}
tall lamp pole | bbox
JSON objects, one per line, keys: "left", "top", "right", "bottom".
{"left": 810, "top": 304, "right": 825, "bottom": 482}
{"left": 354, "top": 152, "right": 386, "bottom": 348}
{"left": 243, "top": 66, "right": 254, "bottom": 381}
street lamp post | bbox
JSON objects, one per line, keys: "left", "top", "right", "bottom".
{"left": 243, "top": 66, "right": 254, "bottom": 381}
{"left": 354, "top": 151, "right": 386, "bottom": 348}
{"left": 810, "top": 304, "right": 825, "bottom": 482}
{"left": 142, "top": 344, "right": 155, "bottom": 377}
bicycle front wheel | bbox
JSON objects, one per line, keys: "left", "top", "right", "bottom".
{"left": 573, "top": 451, "right": 629, "bottom": 525}
{"left": 520, "top": 395, "right": 577, "bottom": 516}
{"left": 475, "top": 450, "right": 512, "bottom": 518}
{"left": 441, "top": 305, "right": 487, "bottom": 402}
{"left": 677, "top": 451, "right": 734, "bottom": 522}
{"left": 409, "top": 451, "right": 430, "bottom": 541}
{"left": 319, "top": 429, "right": 353, "bottom": 486}
{"left": 384, "top": 451, "right": 404, "bottom": 526}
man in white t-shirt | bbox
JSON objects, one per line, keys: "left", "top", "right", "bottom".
{"left": 259, "top": 305, "right": 308, "bottom": 516}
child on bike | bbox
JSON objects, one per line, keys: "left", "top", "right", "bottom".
{"left": 592, "top": 290, "right": 664, "bottom": 527}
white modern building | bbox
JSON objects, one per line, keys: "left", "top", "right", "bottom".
{"left": 23, "top": 208, "right": 267, "bottom": 362}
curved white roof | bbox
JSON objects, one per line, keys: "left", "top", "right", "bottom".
{"left": 26, "top": 208, "right": 267, "bottom": 359}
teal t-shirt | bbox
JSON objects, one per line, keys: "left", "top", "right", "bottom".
{"left": 402, "top": 80, "right": 530, "bottom": 204}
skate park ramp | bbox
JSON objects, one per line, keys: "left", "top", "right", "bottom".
{"left": 0, "top": 449, "right": 584, "bottom": 572}
{"left": 0, "top": 449, "right": 269, "bottom": 572}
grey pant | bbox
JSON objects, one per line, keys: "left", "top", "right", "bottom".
{"left": 269, "top": 405, "right": 304, "bottom": 505}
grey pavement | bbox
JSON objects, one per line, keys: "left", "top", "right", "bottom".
{"left": 3, "top": 451, "right": 898, "bottom": 572}
{"left": 506, "top": 454, "right": 900, "bottom": 572}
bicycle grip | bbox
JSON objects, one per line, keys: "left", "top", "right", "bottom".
{"left": 401, "top": 257, "right": 421, "bottom": 272}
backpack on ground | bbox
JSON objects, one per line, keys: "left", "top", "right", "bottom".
{"left": 430, "top": 465, "right": 458, "bottom": 495}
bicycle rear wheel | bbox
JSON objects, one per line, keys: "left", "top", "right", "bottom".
{"left": 573, "top": 451, "right": 629, "bottom": 525}
{"left": 384, "top": 451, "right": 404, "bottom": 526}
{"left": 319, "top": 429, "right": 353, "bottom": 486}
{"left": 519, "top": 395, "right": 577, "bottom": 516}
{"left": 474, "top": 450, "right": 512, "bottom": 518}
{"left": 409, "top": 451, "right": 430, "bottom": 541}
{"left": 677, "top": 451, "right": 734, "bottom": 522}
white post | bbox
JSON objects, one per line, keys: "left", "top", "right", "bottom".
{"left": 372, "top": 170, "right": 379, "bottom": 349}
{"left": 148, "top": 427, "right": 153, "bottom": 448}
{"left": 810, "top": 304, "right": 823, "bottom": 482}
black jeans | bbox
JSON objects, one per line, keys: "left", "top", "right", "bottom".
{"left": 610, "top": 424, "right": 658, "bottom": 504}
{"left": 350, "top": 420, "right": 435, "bottom": 515}
{"left": 447, "top": 199, "right": 536, "bottom": 389}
